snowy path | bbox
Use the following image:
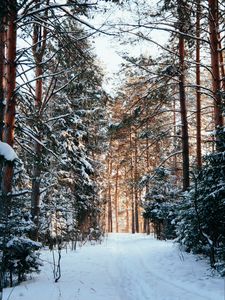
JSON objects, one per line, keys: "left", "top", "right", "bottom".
{"left": 4, "top": 234, "right": 225, "bottom": 300}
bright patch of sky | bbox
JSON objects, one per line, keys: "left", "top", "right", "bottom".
{"left": 88, "top": 1, "right": 169, "bottom": 95}
{"left": 17, "top": 1, "right": 169, "bottom": 95}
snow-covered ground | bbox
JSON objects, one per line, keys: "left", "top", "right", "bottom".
{"left": 3, "top": 234, "right": 225, "bottom": 300}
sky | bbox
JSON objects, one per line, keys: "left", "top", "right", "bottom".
{"left": 87, "top": 1, "right": 170, "bottom": 95}
{"left": 17, "top": 1, "right": 169, "bottom": 96}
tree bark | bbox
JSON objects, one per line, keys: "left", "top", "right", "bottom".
{"left": 114, "top": 165, "right": 119, "bottom": 233}
{"left": 0, "top": 20, "right": 6, "bottom": 197}
{"left": 30, "top": 64, "right": 43, "bottom": 240}
{"left": 178, "top": 34, "right": 190, "bottom": 191}
{"left": 172, "top": 97, "right": 178, "bottom": 180}
{"left": 1, "top": 4, "right": 17, "bottom": 197}
{"left": 0, "top": 5, "right": 17, "bottom": 299}
{"left": 129, "top": 127, "right": 135, "bottom": 233}
{"left": 0, "top": 21, "right": 5, "bottom": 141}
{"left": 134, "top": 131, "right": 139, "bottom": 233}
{"left": 208, "top": 0, "right": 223, "bottom": 129}
{"left": 31, "top": 0, "right": 49, "bottom": 240}
{"left": 107, "top": 156, "right": 113, "bottom": 232}
{"left": 3, "top": 11, "right": 16, "bottom": 147}
{"left": 218, "top": 37, "right": 225, "bottom": 91}
{"left": 125, "top": 195, "right": 130, "bottom": 232}
{"left": 176, "top": 0, "right": 190, "bottom": 190}
{"left": 196, "top": 0, "right": 202, "bottom": 168}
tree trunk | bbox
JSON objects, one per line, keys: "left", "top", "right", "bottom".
{"left": 196, "top": 0, "right": 202, "bottom": 168}
{"left": 107, "top": 157, "right": 113, "bottom": 232}
{"left": 129, "top": 127, "right": 135, "bottom": 233}
{"left": 0, "top": 21, "right": 5, "bottom": 141}
{"left": 218, "top": 37, "right": 225, "bottom": 91}
{"left": 134, "top": 131, "right": 139, "bottom": 233}
{"left": 3, "top": 12, "right": 16, "bottom": 147}
{"left": 131, "top": 189, "right": 135, "bottom": 234}
{"left": 173, "top": 97, "right": 178, "bottom": 180}
{"left": 1, "top": 4, "right": 17, "bottom": 196}
{"left": 208, "top": 0, "right": 223, "bottom": 129}
{"left": 31, "top": 146, "right": 42, "bottom": 240}
{"left": 178, "top": 34, "right": 190, "bottom": 191}
{"left": 31, "top": 65, "right": 43, "bottom": 240}
{"left": 125, "top": 189, "right": 130, "bottom": 233}
{"left": 114, "top": 165, "right": 119, "bottom": 233}
{"left": 123, "top": 165, "right": 130, "bottom": 233}
{"left": 0, "top": 20, "right": 6, "bottom": 196}
{"left": 0, "top": 4, "right": 17, "bottom": 299}
{"left": 31, "top": 1, "right": 48, "bottom": 240}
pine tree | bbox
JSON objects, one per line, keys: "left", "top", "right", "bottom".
{"left": 176, "top": 127, "right": 225, "bottom": 273}
{"left": 142, "top": 167, "right": 181, "bottom": 239}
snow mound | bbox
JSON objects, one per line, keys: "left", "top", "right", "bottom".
{"left": 0, "top": 141, "right": 18, "bottom": 161}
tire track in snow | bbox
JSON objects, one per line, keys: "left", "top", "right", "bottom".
{"left": 134, "top": 244, "right": 210, "bottom": 300}
{"left": 106, "top": 236, "right": 156, "bottom": 300}
{"left": 104, "top": 236, "right": 134, "bottom": 300}
{"left": 105, "top": 235, "right": 220, "bottom": 300}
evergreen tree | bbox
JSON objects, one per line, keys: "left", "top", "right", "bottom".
{"left": 142, "top": 167, "right": 181, "bottom": 239}
{"left": 176, "top": 127, "right": 225, "bottom": 274}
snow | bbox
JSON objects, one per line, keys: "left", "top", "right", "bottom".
{"left": 3, "top": 234, "right": 225, "bottom": 300}
{"left": 0, "top": 141, "right": 18, "bottom": 161}
{"left": 6, "top": 237, "right": 41, "bottom": 249}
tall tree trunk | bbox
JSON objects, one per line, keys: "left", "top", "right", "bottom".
{"left": 0, "top": 4, "right": 17, "bottom": 299}
{"left": 196, "top": 0, "right": 202, "bottom": 168}
{"left": 123, "top": 165, "right": 130, "bottom": 233}
{"left": 108, "top": 184, "right": 113, "bottom": 232}
{"left": 218, "top": 37, "right": 225, "bottom": 91}
{"left": 144, "top": 111, "right": 150, "bottom": 234}
{"left": 0, "top": 18, "right": 5, "bottom": 300}
{"left": 3, "top": 12, "right": 16, "bottom": 147}
{"left": 134, "top": 131, "right": 139, "bottom": 233}
{"left": 114, "top": 165, "right": 119, "bottom": 233}
{"left": 107, "top": 155, "right": 113, "bottom": 232}
{"left": 208, "top": 0, "right": 223, "bottom": 129}
{"left": 0, "top": 21, "right": 5, "bottom": 141}
{"left": 173, "top": 97, "right": 178, "bottom": 180}
{"left": 30, "top": 63, "right": 43, "bottom": 240}
{"left": 0, "top": 19, "right": 6, "bottom": 195}
{"left": 131, "top": 185, "right": 135, "bottom": 234}
{"left": 31, "top": 0, "right": 48, "bottom": 240}
{"left": 176, "top": 0, "right": 190, "bottom": 190}
{"left": 178, "top": 34, "right": 190, "bottom": 190}
{"left": 145, "top": 118, "right": 150, "bottom": 190}
{"left": 2, "top": 4, "right": 17, "bottom": 196}
{"left": 31, "top": 66, "right": 43, "bottom": 240}
{"left": 125, "top": 194, "right": 130, "bottom": 232}
{"left": 129, "top": 127, "right": 135, "bottom": 233}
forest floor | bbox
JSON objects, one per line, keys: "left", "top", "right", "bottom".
{"left": 3, "top": 233, "right": 225, "bottom": 300}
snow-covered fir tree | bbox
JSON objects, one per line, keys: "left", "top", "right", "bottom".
{"left": 16, "top": 17, "right": 108, "bottom": 246}
{"left": 142, "top": 167, "right": 181, "bottom": 239}
{"left": 176, "top": 127, "right": 225, "bottom": 274}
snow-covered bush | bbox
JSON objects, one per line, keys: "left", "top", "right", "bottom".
{"left": 4, "top": 237, "right": 41, "bottom": 285}
{"left": 0, "top": 158, "right": 42, "bottom": 287}
{"left": 176, "top": 127, "right": 225, "bottom": 274}
{"left": 0, "top": 197, "right": 42, "bottom": 287}
{"left": 143, "top": 201, "right": 178, "bottom": 239}
{"left": 142, "top": 167, "right": 181, "bottom": 239}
